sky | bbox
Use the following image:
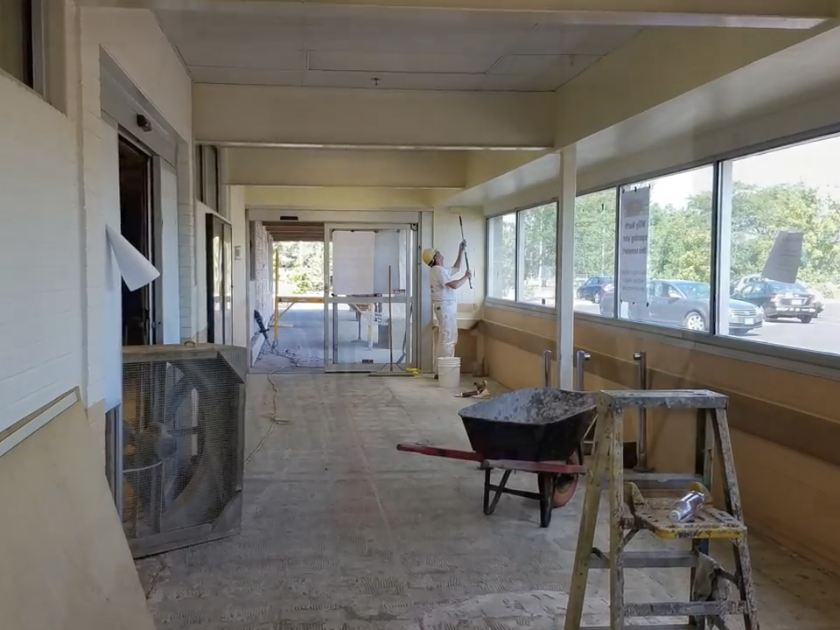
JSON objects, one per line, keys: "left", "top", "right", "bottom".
{"left": 642, "top": 134, "right": 840, "bottom": 208}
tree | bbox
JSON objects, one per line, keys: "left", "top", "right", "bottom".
{"left": 574, "top": 182, "right": 840, "bottom": 296}
{"left": 574, "top": 190, "right": 616, "bottom": 280}
{"left": 521, "top": 204, "right": 557, "bottom": 298}
{"left": 276, "top": 241, "right": 324, "bottom": 294}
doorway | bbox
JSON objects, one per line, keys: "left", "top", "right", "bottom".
{"left": 118, "top": 135, "right": 156, "bottom": 346}
{"left": 324, "top": 224, "right": 416, "bottom": 372}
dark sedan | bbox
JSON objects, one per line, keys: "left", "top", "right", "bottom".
{"left": 599, "top": 280, "right": 764, "bottom": 334}
{"left": 576, "top": 276, "right": 613, "bottom": 304}
{"left": 732, "top": 279, "right": 818, "bottom": 323}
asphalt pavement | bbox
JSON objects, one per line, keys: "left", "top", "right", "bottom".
{"left": 575, "top": 301, "right": 840, "bottom": 356}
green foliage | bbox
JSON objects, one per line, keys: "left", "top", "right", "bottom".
{"left": 574, "top": 190, "right": 616, "bottom": 279}
{"left": 276, "top": 241, "right": 324, "bottom": 294}
{"left": 574, "top": 182, "right": 840, "bottom": 289}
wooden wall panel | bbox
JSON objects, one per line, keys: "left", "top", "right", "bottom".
{"left": 481, "top": 306, "right": 840, "bottom": 571}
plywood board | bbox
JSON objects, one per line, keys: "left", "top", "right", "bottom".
{"left": 332, "top": 230, "right": 375, "bottom": 295}
{"left": 0, "top": 390, "right": 155, "bottom": 630}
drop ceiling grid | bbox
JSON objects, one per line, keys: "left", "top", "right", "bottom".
{"left": 157, "top": 9, "right": 642, "bottom": 91}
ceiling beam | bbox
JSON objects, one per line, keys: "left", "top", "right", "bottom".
{"left": 78, "top": 0, "right": 835, "bottom": 29}
{"left": 245, "top": 186, "right": 452, "bottom": 210}
{"left": 225, "top": 147, "right": 468, "bottom": 188}
{"left": 195, "top": 84, "right": 555, "bottom": 149}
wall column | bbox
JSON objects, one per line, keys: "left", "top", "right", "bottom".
{"left": 555, "top": 145, "right": 577, "bottom": 389}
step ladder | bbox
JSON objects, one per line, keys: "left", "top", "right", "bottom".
{"left": 564, "top": 389, "right": 759, "bottom": 630}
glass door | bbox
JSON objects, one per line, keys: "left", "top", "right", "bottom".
{"left": 323, "top": 224, "right": 415, "bottom": 372}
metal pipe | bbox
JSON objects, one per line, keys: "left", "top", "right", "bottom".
{"left": 575, "top": 350, "right": 591, "bottom": 391}
{"left": 633, "top": 351, "right": 652, "bottom": 471}
{"left": 543, "top": 350, "right": 552, "bottom": 387}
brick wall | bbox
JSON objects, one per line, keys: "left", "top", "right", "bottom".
{"left": 253, "top": 221, "right": 274, "bottom": 324}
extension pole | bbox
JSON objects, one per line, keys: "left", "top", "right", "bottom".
{"left": 388, "top": 265, "right": 394, "bottom": 371}
{"left": 273, "top": 248, "right": 280, "bottom": 343}
{"left": 458, "top": 215, "right": 473, "bottom": 289}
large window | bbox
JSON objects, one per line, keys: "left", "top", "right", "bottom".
{"left": 719, "top": 136, "right": 840, "bottom": 356}
{"left": 569, "top": 131, "right": 840, "bottom": 363}
{"left": 519, "top": 203, "right": 557, "bottom": 306}
{"left": 487, "top": 213, "right": 516, "bottom": 300}
{"left": 487, "top": 202, "right": 558, "bottom": 306}
{"left": 614, "top": 166, "right": 714, "bottom": 331}
{"left": 0, "top": 0, "right": 34, "bottom": 87}
{"left": 574, "top": 190, "right": 617, "bottom": 314}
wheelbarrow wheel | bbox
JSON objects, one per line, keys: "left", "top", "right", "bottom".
{"left": 552, "top": 450, "right": 581, "bottom": 509}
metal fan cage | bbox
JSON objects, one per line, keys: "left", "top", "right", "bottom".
{"left": 109, "top": 345, "right": 247, "bottom": 559}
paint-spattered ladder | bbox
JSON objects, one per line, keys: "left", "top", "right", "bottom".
{"left": 564, "top": 389, "right": 759, "bottom": 630}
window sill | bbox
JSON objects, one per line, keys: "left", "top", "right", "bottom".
{"left": 481, "top": 300, "right": 840, "bottom": 381}
{"left": 575, "top": 312, "right": 840, "bottom": 382}
{"left": 484, "top": 297, "right": 557, "bottom": 320}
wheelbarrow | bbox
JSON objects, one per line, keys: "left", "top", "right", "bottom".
{"left": 397, "top": 388, "right": 596, "bottom": 527}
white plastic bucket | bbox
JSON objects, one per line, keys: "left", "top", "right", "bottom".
{"left": 437, "top": 357, "right": 461, "bottom": 389}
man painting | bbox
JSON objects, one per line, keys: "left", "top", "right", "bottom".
{"left": 422, "top": 241, "right": 472, "bottom": 378}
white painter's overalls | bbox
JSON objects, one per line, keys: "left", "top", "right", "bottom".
{"left": 430, "top": 264, "right": 458, "bottom": 374}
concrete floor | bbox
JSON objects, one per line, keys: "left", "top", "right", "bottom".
{"left": 138, "top": 374, "right": 840, "bottom": 629}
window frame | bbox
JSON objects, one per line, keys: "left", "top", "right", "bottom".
{"left": 0, "top": 0, "right": 47, "bottom": 96}
{"left": 574, "top": 134, "right": 840, "bottom": 377}
{"left": 195, "top": 144, "right": 221, "bottom": 213}
{"left": 485, "top": 125, "right": 840, "bottom": 379}
{"left": 484, "top": 199, "right": 559, "bottom": 315}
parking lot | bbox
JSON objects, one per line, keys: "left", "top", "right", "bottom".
{"left": 575, "top": 300, "right": 840, "bottom": 356}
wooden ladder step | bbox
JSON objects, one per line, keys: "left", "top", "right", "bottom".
{"left": 589, "top": 549, "right": 697, "bottom": 569}
{"left": 624, "top": 471, "right": 703, "bottom": 490}
{"left": 626, "top": 600, "right": 747, "bottom": 617}
{"left": 599, "top": 389, "right": 728, "bottom": 409}
{"left": 632, "top": 500, "right": 746, "bottom": 540}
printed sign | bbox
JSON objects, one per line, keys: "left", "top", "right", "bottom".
{"left": 618, "top": 187, "right": 651, "bottom": 305}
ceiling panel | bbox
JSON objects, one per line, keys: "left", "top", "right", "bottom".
{"left": 190, "top": 66, "right": 303, "bottom": 86}
{"left": 489, "top": 54, "right": 600, "bottom": 76}
{"left": 179, "top": 46, "right": 306, "bottom": 70}
{"left": 156, "top": 7, "right": 643, "bottom": 92}
{"left": 308, "top": 51, "right": 498, "bottom": 74}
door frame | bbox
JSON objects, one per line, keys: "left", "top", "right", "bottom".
{"left": 323, "top": 222, "right": 416, "bottom": 372}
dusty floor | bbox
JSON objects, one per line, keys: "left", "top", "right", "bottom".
{"left": 138, "top": 374, "right": 840, "bottom": 629}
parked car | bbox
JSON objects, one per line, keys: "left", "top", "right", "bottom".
{"left": 576, "top": 276, "right": 613, "bottom": 304}
{"left": 599, "top": 280, "right": 764, "bottom": 335}
{"left": 731, "top": 279, "right": 818, "bottom": 323}
{"left": 731, "top": 274, "right": 824, "bottom": 316}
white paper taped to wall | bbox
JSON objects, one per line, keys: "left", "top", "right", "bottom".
{"left": 105, "top": 224, "right": 160, "bottom": 291}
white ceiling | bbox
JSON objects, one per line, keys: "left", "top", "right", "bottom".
{"left": 156, "top": 7, "right": 642, "bottom": 92}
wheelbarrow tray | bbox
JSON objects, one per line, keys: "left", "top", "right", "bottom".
{"left": 458, "top": 388, "right": 597, "bottom": 462}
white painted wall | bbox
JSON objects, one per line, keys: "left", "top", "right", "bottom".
{"left": 159, "top": 161, "right": 181, "bottom": 344}
{"left": 229, "top": 186, "right": 249, "bottom": 348}
{"left": 0, "top": 75, "right": 83, "bottom": 433}
{"left": 0, "top": 4, "right": 192, "bottom": 438}
{"left": 100, "top": 117, "right": 123, "bottom": 411}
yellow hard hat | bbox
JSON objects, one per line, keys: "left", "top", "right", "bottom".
{"left": 422, "top": 248, "right": 437, "bottom": 266}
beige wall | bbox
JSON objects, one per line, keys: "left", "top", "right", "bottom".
{"left": 482, "top": 305, "right": 840, "bottom": 572}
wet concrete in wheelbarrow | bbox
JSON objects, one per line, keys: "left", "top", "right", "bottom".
{"left": 138, "top": 374, "right": 840, "bottom": 629}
